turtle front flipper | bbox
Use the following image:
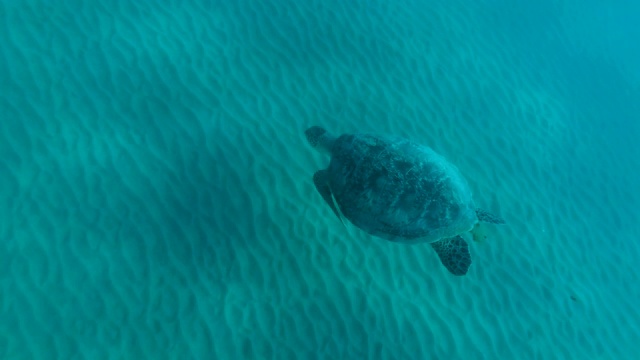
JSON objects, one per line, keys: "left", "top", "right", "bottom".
{"left": 313, "top": 170, "right": 343, "bottom": 225}
{"left": 430, "top": 236, "right": 471, "bottom": 276}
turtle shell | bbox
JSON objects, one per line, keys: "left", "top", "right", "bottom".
{"left": 327, "top": 133, "right": 477, "bottom": 243}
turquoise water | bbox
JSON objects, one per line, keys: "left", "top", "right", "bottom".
{"left": 1, "top": 0, "right": 639, "bottom": 359}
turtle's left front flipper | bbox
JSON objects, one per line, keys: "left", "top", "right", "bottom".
{"left": 313, "top": 170, "right": 343, "bottom": 225}
{"left": 431, "top": 236, "right": 471, "bottom": 276}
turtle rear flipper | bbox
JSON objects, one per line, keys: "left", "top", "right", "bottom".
{"left": 476, "top": 208, "right": 505, "bottom": 224}
{"left": 431, "top": 236, "right": 471, "bottom": 276}
{"left": 313, "top": 170, "right": 343, "bottom": 225}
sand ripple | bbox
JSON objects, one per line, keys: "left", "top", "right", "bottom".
{"left": 1, "top": 0, "right": 639, "bottom": 359}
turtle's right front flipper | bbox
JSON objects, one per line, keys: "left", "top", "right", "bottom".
{"left": 431, "top": 236, "right": 471, "bottom": 276}
{"left": 313, "top": 170, "right": 343, "bottom": 225}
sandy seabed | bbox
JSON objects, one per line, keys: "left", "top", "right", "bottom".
{"left": 1, "top": 0, "right": 639, "bottom": 359}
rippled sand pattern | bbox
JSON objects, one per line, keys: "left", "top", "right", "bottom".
{"left": 1, "top": 0, "right": 639, "bottom": 358}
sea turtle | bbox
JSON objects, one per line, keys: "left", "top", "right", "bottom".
{"left": 305, "top": 126, "right": 505, "bottom": 276}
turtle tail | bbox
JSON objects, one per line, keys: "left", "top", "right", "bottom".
{"left": 305, "top": 126, "right": 335, "bottom": 153}
{"left": 476, "top": 209, "right": 505, "bottom": 224}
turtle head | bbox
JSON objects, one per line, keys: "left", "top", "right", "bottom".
{"left": 305, "top": 126, "right": 336, "bottom": 154}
